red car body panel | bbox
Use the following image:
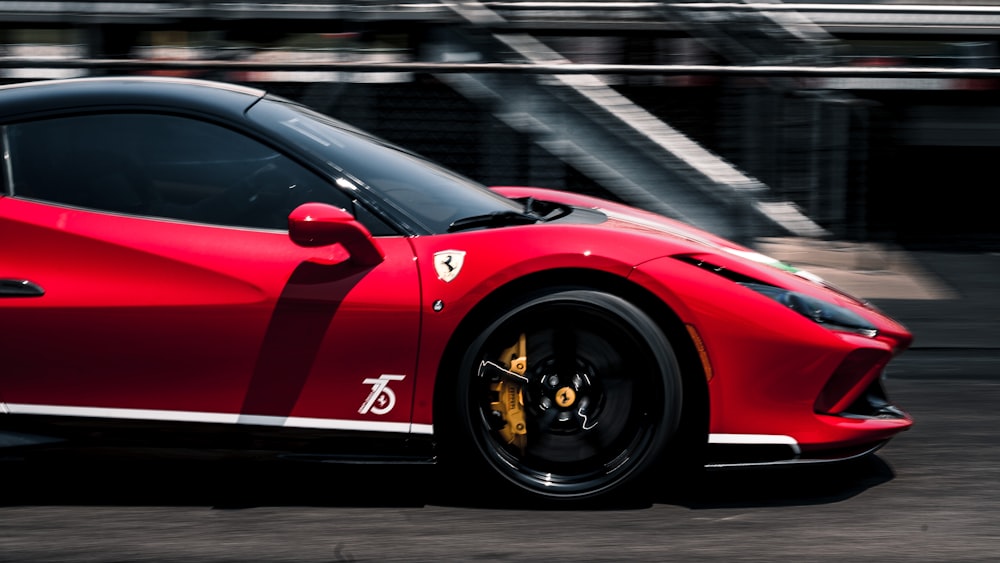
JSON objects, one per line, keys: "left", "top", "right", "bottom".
{"left": 0, "top": 197, "right": 421, "bottom": 431}
{"left": 409, "top": 224, "right": 653, "bottom": 425}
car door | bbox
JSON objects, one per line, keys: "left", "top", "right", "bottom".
{"left": 0, "top": 111, "right": 420, "bottom": 441}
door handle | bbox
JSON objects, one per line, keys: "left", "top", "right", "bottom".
{"left": 0, "top": 279, "right": 45, "bottom": 297}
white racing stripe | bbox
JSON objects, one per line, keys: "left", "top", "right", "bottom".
{"left": 6, "top": 403, "right": 433, "bottom": 435}
{"left": 709, "top": 433, "right": 801, "bottom": 455}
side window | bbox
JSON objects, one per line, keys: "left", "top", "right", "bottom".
{"left": 6, "top": 113, "right": 363, "bottom": 231}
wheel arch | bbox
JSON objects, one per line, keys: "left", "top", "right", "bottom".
{"left": 432, "top": 267, "right": 709, "bottom": 461}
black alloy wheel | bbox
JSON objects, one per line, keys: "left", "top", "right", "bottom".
{"left": 457, "top": 289, "right": 682, "bottom": 502}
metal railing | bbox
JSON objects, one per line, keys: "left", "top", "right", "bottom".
{"left": 3, "top": 59, "right": 1000, "bottom": 77}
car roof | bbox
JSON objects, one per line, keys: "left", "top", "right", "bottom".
{"left": 0, "top": 76, "right": 267, "bottom": 122}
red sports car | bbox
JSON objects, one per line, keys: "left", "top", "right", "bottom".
{"left": 0, "top": 76, "right": 912, "bottom": 502}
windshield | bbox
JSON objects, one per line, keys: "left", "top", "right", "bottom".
{"left": 248, "top": 97, "right": 524, "bottom": 234}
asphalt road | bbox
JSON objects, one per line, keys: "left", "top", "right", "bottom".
{"left": 1, "top": 349, "right": 997, "bottom": 563}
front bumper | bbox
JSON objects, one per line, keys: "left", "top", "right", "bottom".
{"left": 705, "top": 373, "right": 911, "bottom": 468}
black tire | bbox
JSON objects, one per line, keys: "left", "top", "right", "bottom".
{"left": 450, "top": 289, "right": 682, "bottom": 503}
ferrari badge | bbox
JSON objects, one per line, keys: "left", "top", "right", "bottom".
{"left": 434, "top": 250, "right": 466, "bottom": 283}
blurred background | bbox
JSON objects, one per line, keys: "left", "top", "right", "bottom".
{"left": 3, "top": 0, "right": 999, "bottom": 250}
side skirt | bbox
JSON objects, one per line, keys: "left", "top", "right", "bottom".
{"left": 0, "top": 413, "right": 436, "bottom": 465}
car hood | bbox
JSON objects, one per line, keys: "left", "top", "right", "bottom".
{"left": 491, "top": 186, "right": 860, "bottom": 303}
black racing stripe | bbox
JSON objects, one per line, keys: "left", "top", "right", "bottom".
{"left": 239, "top": 260, "right": 374, "bottom": 418}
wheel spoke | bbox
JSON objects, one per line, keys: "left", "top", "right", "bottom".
{"left": 533, "top": 404, "right": 561, "bottom": 434}
{"left": 551, "top": 324, "right": 579, "bottom": 376}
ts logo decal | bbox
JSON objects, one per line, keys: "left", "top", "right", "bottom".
{"left": 359, "top": 374, "right": 406, "bottom": 415}
{"left": 434, "top": 250, "right": 466, "bottom": 283}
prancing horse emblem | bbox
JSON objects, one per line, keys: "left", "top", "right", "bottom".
{"left": 434, "top": 250, "right": 466, "bottom": 283}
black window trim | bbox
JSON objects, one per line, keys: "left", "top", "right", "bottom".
{"left": 1, "top": 110, "right": 404, "bottom": 236}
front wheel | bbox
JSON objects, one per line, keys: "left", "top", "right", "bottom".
{"left": 452, "top": 289, "right": 682, "bottom": 503}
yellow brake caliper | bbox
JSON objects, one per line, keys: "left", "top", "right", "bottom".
{"left": 490, "top": 333, "right": 528, "bottom": 453}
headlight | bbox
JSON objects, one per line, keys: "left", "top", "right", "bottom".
{"left": 740, "top": 282, "right": 878, "bottom": 338}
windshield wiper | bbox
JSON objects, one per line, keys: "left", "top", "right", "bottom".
{"left": 448, "top": 210, "right": 540, "bottom": 232}
{"left": 521, "top": 197, "right": 571, "bottom": 222}
{"left": 447, "top": 197, "right": 574, "bottom": 233}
